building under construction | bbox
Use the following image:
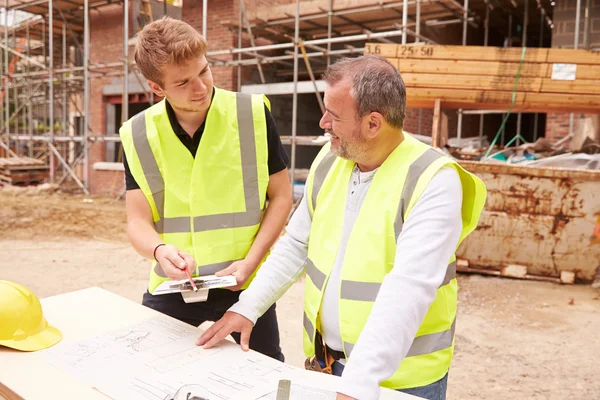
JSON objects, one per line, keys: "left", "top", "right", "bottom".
{"left": 1, "top": 4, "right": 600, "bottom": 395}
{"left": 0, "top": 0, "right": 598, "bottom": 196}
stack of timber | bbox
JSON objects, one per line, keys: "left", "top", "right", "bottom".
{"left": 365, "top": 44, "right": 600, "bottom": 113}
{"left": 0, "top": 157, "right": 49, "bottom": 186}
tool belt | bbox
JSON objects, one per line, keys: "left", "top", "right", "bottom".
{"left": 304, "top": 331, "right": 345, "bottom": 375}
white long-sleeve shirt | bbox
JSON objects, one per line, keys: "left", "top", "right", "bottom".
{"left": 229, "top": 164, "right": 463, "bottom": 400}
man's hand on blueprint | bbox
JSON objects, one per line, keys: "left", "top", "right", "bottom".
{"left": 196, "top": 311, "right": 254, "bottom": 351}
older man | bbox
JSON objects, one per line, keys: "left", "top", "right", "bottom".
{"left": 198, "top": 55, "right": 487, "bottom": 400}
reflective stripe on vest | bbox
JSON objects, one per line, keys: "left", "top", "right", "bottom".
{"left": 303, "top": 147, "right": 456, "bottom": 358}
{"left": 130, "top": 92, "right": 262, "bottom": 235}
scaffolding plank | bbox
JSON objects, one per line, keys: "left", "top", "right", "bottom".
{"left": 405, "top": 88, "right": 600, "bottom": 113}
{"left": 0, "top": 157, "right": 44, "bottom": 167}
{"left": 241, "top": 80, "right": 326, "bottom": 95}
{"left": 255, "top": 0, "right": 415, "bottom": 22}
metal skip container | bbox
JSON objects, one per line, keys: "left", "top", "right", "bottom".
{"left": 456, "top": 161, "right": 600, "bottom": 283}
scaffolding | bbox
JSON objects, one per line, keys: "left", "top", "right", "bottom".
{"left": 1, "top": 0, "right": 129, "bottom": 193}
{"left": 0, "top": 0, "right": 571, "bottom": 194}
{"left": 206, "top": 0, "right": 555, "bottom": 185}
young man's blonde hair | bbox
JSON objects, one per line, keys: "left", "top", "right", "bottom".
{"left": 134, "top": 17, "right": 208, "bottom": 87}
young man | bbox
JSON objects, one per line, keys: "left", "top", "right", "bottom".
{"left": 198, "top": 56, "right": 487, "bottom": 399}
{"left": 120, "top": 17, "right": 292, "bottom": 361}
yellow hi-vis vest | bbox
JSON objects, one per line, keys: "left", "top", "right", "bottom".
{"left": 119, "top": 88, "right": 270, "bottom": 293}
{"left": 302, "top": 133, "right": 487, "bottom": 389}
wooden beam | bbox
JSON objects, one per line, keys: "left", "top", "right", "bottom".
{"left": 393, "top": 59, "right": 600, "bottom": 80}
{"left": 401, "top": 73, "right": 600, "bottom": 95}
{"left": 405, "top": 88, "right": 600, "bottom": 113}
{"left": 368, "top": 43, "right": 600, "bottom": 65}
{"left": 440, "top": 108, "right": 448, "bottom": 148}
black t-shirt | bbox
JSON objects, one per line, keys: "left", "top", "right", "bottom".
{"left": 122, "top": 95, "right": 289, "bottom": 190}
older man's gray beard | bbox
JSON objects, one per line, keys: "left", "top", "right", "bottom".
{"left": 326, "top": 129, "right": 368, "bottom": 162}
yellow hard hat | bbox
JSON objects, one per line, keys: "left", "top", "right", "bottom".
{"left": 0, "top": 281, "right": 62, "bottom": 351}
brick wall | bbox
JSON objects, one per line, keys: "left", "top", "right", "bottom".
{"left": 89, "top": 4, "right": 126, "bottom": 195}
{"left": 91, "top": 169, "right": 125, "bottom": 196}
{"left": 546, "top": 112, "right": 578, "bottom": 141}
{"left": 552, "top": 0, "right": 600, "bottom": 48}
{"left": 404, "top": 108, "right": 433, "bottom": 136}
{"left": 184, "top": 0, "right": 239, "bottom": 90}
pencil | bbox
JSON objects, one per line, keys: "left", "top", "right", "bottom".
{"left": 184, "top": 266, "right": 199, "bottom": 292}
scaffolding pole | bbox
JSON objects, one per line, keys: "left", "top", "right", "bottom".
{"left": 478, "top": 1, "right": 490, "bottom": 142}
{"left": 83, "top": 0, "right": 90, "bottom": 193}
{"left": 239, "top": 0, "right": 265, "bottom": 84}
{"left": 583, "top": 0, "right": 590, "bottom": 48}
{"left": 49, "top": 0, "right": 55, "bottom": 181}
{"left": 516, "top": 0, "right": 529, "bottom": 147}
{"left": 27, "top": 22, "right": 33, "bottom": 157}
{"left": 62, "top": 24, "right": 67, "bottom": 162}
{"left": 0, "top": 30, "right": 2, "bottom": 151}
{"left": 416, "top": 0, "right": 422, "bottom": 133}
{"left": 457, "top": 0, "right": 469, "bottom": 142}
{"left": 327, "top": 0, "right": 332, "bottom": 66}
{"left": 290, "top": 0, "right": 299, "bottom": 189}
{"left": 402, "top": 0, "right": 408, "bottom": 44}
{"left": 202, "top": 0, "right": 207, "bottom": 38}
{"left": 237, "top": 2, "right": 242, "bottom": 91}
{"left": 123, "top": 0, "right": 129, "bottom": 124}
{"left": 533, "top": 7, "right": 544, "bottom": 142}
{"left": 4, "top": 0, "right": 9, "bottom": 156}
{"left": 415, "top": 0, "right": 421, "bottom": 43}
{"left": 569, "top": 0, "right": 582, "bottom": 139}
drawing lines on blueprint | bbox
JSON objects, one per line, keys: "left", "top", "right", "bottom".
{"left": 114, "top": 330, "right": 151, "bottom": 353}
{"left": 57, "top": 338, "right": 110, "bottom": 368}
{"left": 45, "top": 317, "right": 302, "bottom": 400}
{"left": 208, "top": 372, "right": 253, "bottom": 391}
{"left": 130, "top": 377, "right": 172, "bottom": 399}
{"left": 147, "top": 347, "right": 223, "bottom": 373}
{"left": 226, "top": 357, "right": 292, "bottom": 381}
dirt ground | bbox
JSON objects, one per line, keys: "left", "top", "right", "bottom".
{"left": 1, "top": 186, "right": 599, "bottom": 399}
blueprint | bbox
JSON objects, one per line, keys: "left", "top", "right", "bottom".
{"left": 44, "top": 316, "right": 296, "bottom": 400}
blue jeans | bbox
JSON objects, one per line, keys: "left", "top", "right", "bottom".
{"left": 331, "top": 361, "right": 448, "bottom": 400}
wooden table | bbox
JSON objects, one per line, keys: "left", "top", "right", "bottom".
{"left": 0, "top": 287, "right": 416, "bottom": 400}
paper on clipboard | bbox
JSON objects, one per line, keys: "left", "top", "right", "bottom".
{"left": 152, "top": 275, "right": 237, "bottom": 295}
